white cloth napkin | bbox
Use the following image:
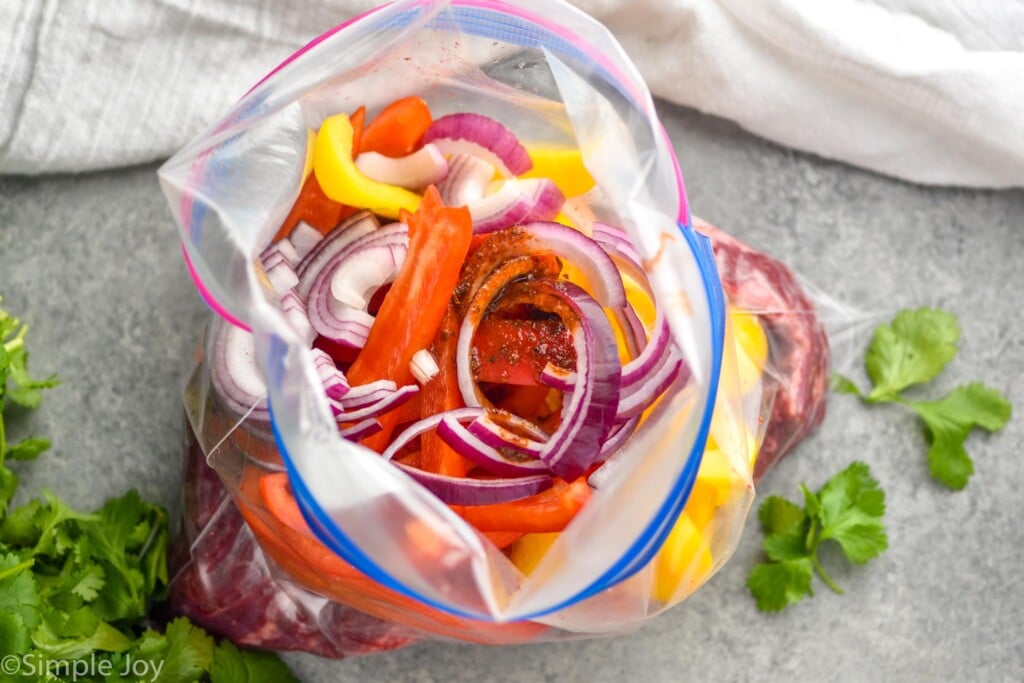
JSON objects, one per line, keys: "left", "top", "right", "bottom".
{"left": 2, "top": 0, "right": 1023, "bottom": 187}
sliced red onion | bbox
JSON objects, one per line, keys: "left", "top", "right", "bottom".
{"left": 539, "top": 362, "right": 576, "bottom": 392}
{"left": 600, "top": 417, "right": 640, "bottom": 458}
{"left": 310, "top": 348, "right": 350, "bottom": 399}
{"left": 471, "top": 179, "right": 564, "bottom": 234}
{"left": 260, "top": 238, "right": 300, "bottom": 269}
{"left": 210, "top": 323, "right": 269, "bottom": 421}
{"left": 392, "top": 463, "right": 552, "bottom": 505}
{"left": 519, "top": 222, "right": 628, "bottom": 307}
{"left": 437, "top": 416, "right": 549, "bottom": 477}
{"left": 354, "top": 144, "right": 449, "bottom": 191}
{"left": 459, "top": 278, "right": 622, "bottom": 480}
{"left": 304, "top": 224, "right": 409, "bottom": 347}
{"left": 295, "top": 212, "right": 379, "bottom": 298}
{"left": 289, "top": 221, "right": 324, "bottom": 260}
{"left": 263, "top": 259, "right": 299, "bottom": 294}
{"left": 343, "top": 379, "right": 397, "bottom": 400}
{"left": 328, "top": 384, "right": 419, "bottom": 421}
{"left": 410, "top": 349, "right": 439, "bottom": 385}
{"left": 338, "top": 418, "right": 382, "bottom": 441}
{"left": 616, "top": 351, "right": 686, "bottom": 421}
{"left": 586, "top": 419, "right": 642, "bottom": 491}
{"left": 438, "top": 154, "right": 494, "bottom": 207}
{"left": 613, "top": 307, "right": 647, "bottom": 359}
{"left": 329, "top": 243, "right": 404, "bottom": 310}
{"left": 381, "top": 408, "right": 486, "bottom": 461}
{"left": 422, "top": 113, "right": 532, "bottom": 177}
{"left": 337, "top": 382, "right": 401, "bottom": 410}
{"left": 620, "top": 315, "right": 670, "bottom": 386}
{"left": 467, "top": 414, "right": 549, "bottom": 455}
{"left": 591, "top": 222, "right": 644, "bottom": 265}
{"left": 279, "top": 290, "right": 315, "bottom": 346}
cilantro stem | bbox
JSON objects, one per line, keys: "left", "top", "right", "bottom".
{"left": 811, "top": 550, "right": 844, "bottom": 595}
{"left": 0, "top": 557, "right": 35, "bottom": 582}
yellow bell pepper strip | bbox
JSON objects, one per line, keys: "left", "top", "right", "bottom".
{"left": 313, "top": 112, "right": 421, "bottom": 220}
{"left": 521, "top": 146, "right": 596, "bottom": 197}
{"left": 508, "top": 532, "right": 560, "bottom": 575}
{"left": 275, "top": 107, "right": 367, "bottom": 242}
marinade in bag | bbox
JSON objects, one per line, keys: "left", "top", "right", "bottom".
{"left": 161, "top": 0, "right": 828, "bottom": 655}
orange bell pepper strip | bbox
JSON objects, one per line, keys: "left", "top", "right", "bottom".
{"left": 419, "top": 305, "right": 474, "bottom": 476}
{"left": 347, "top": 186, "right": 473, "bottom": 449}
{"left": 274, "top": 107, "right": 365, "bottom": 241}
{"left": 452, "top": 478, "right": 592, "bottom": 533}
{"left": 360, "top": 96, "right": 433, "bottom": 158}
{"left": 483, "top": 531, "right": 525, "bottom": 550}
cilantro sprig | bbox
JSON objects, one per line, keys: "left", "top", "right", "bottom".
{"left": 833, "top": 308, "right": 1011, "bottom": 489}
{"left": 0, "top": 298, "right": 298, "bottom": 682}
{"left": 747, "top": 462, "right": 887, "bottom": 612}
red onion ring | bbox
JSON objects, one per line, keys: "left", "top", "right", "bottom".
{"left": 422, "top": 113, "right": 532, "bottom": 177}
{"left": 392, "top": 463, "right": 552, "bottom": 505}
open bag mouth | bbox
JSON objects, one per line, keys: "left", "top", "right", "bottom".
{"left": 161, "top": 0, "right": 740, "bottom": 624}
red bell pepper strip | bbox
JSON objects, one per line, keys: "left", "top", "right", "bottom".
{"left": 347, "top": 186, "right": 473, "bottom": 450}
{"left": 472, "top": 317, "right": 576, "bottom": 386}
{"left": 360, "top": 96, "right": 433, "bottom": 158}
{"left": 419, "top": 305, "right": 474, "bottom": 476}
{"left": 452, "top": 478, "right": 591, "bottom": 533}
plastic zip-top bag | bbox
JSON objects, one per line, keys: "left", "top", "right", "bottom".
{"left": 159, "top": 0, "right": 830, "bottom": 653}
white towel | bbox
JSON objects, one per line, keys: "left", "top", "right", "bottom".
{"left": 2, "top": 0, "right": 1023, "bottom": 187}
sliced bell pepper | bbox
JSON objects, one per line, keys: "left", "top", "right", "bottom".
{"left": 420, "top": 305, "right": 474, "bottom": 476}
{"left": 347, "top": 186, "right": 473, "bottom": 449}
{"left": 521, "top": 146, "right": 595, "bottom": 198}
{"left": 472, "top": 317, "right": 576, "bottom": 386}
{"left": 451, "top": 478, "right": 591, "bottom": 533}
{"left": 360, "top": 96, "right": 433, "bottom": 158}
{"left": 275, "top": 107, "right": 366, "bottom": 241}
{"left": 508, "top": 532, "right": 559, "bottom": 575}
{"left": 482, "top": 531, "right": 524, "bottom": 550}
{"left": 313, "top": 112, "right": 421, "bottom": 220}
{"left": 652, "top": 512, "right": 713, "bottom": 604}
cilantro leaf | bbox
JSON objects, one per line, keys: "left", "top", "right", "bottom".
{"left": 32, "top": 615, "right": 133, "bottom": 659}
{"left": 6, "top": 437, "right": 50, "bottom": 462}
{"left": 0, "top": 466, "right": 18, "bottom": 516}
{"left": 749, "top": 463, "right": 887, "bottom": 611}
{"left": 4, "top": 345, "right": 59, "bottom": 409}
{"left": 816, "top": 462, "right": 888, "bottom": 564}
{"left": 747, "top": 558, "right": 814, "bottom": 612}
{"left": 151, "top": 617, "right": 215, "bottom": 683}
{"left": 758, "top": 496, "right": 810, "bottom": 562}
{"left": 910, "top": 382, "right": 1012, "bottom": 490}
{"left": 0, "top": 553, "right": 42, "bottom": 631}
{"left": 0, "top": 300, "right": 299, "bottom": 680}
{"left": 830, "top": 373, "right": 863, "bottom": 397}
{"left": 835, "top": 308, "right": 1012, "bottom": 489}
{"left": 865, "top": 308, "right": 958, "bottom": 401}
{"left": 210, "top": 640, "right": 301, "bottom": 683}
{"left": 758, "top": 495, "right": 805, "bottom": 535}
{"left": 0, "top": 610, "right": 31, "bottom": 656}
{"left": 66, "top": 563, "right": 106, "bottom": 602}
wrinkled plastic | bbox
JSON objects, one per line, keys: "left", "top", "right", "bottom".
{"left": 159, "top": 0, "right": 832, "bottom": 653}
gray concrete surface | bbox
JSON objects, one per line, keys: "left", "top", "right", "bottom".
{"left": 1, "top": 101, "right": 1022, "bottom": 682}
